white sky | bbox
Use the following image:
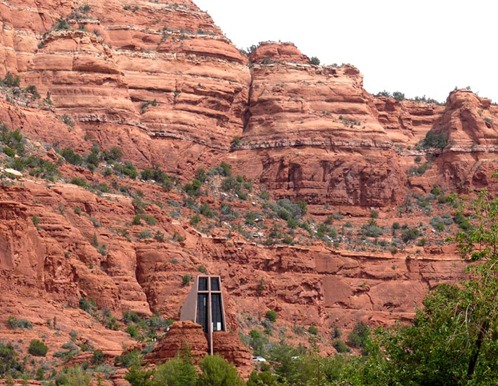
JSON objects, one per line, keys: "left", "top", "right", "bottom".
{"left": 194, "top": 0, "right": 498, "bottom": 103}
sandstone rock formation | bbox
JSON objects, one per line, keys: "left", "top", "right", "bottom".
{"left": 147, "top": 321, "right": 252, "bottom": 372}
{"left": 0, "top": 0, "right": 498, "bottom": 383}
{"left": 147, "top": 321, "right": 208, "bottom": 363}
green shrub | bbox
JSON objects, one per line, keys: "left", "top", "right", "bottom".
{"left": 97, "top": 244, "right": 107, "bottom": 256}
{"left": 140, "top": 99, "right": 158, "bottom": 113}
{"left": 132, "top": 215, "right": 142, "bottom": 225}
{"left": 7, "top": 316, "right": 32, "bottom": 329}
{"left": 115, "top": 349, "right": 142, "bottom": 368}
{"left": 182, "top": 275, "right": 192, "bottom": 286}
{"left": 310, "top": 56, "right": 320, "bottom": 65}
{"left": 28, "top": 339, "right": 48, "bottom": 356}
{"left": 409, "top": 162, "right": 430, "bottom": 176}
{"left": 220, "top": 162, "right": 232, "bottom": 177}
{"left": 125, "top": 324, "right": 140, "bottom": 339}
{"left": 79, "top": 298, "right": 98, "bottom": 316}
{"left": 154, "top": 231, "right": 164, "bottom": 242}
{"left": 308, "top": 325, "right": 318, "bottom": 335}
{"left": 401, "top": 227, "right": 421, "bottom": 243}
{"left": 60, "top": 114, "right": 75, "bottom": 128}
{"left": 421, "top": 131, "right": 448, "bottom": 149}
{"left": 141, "top": 168, "right": 170, "bottom": 185}
{"left": 54, "top": 18, "right": 70, "bottom": 30}
{"left": 347, "top": 322, "right": 370, "bottom": 349}
{"left": 154, "top": 357, "right": 198, "bottom": 386}
{"left": 3, "top": 147, "right": 15, "bottom": 157}
{"left": 59, "top": 148, "right": 83, "bottom": 165}
{"left": 332, "top": 339, "right": 350, "bottom": 353}
{"left": 230, "top": 136, "right": 241, "bottom": 149}
{"left": 221, "top": 176, "right": 239, "bottom": 192}
{"left": 0, "top": 124, "right": 24, "bottom": 155}
{"left": 26, "top": 85, "right": 40, "bottom": 98}
{"left": 200, "top": 203, "right": 214, "bottom": 218}
{"left": 70, "top": 177, "right": 88, "bottom": 187}
{"left": 101, "top": 146, "right": 122, "bottom": 163}
{"left": 430, "top": 216, "right": 446, "bottom": 232}
{"left": 197, "top": 354, "right": 245, "bottom": 386}
{"left": 137, "top": 231, "right": 152, "bottom": 240}
{"left": 392, "top": 91, "right": 405, "bottom": 101}
{"left": 317, "top": 223, "right": 337, "bottom": 239}
{"left": 117, "top": 161, "right": 138, "bottom": 179}
{"left": 0, "top": 342, "right": 23, "bottom": 377}
{"left": 61, "top": 366, "right": 91, "bottom": 386}
{"left": 265, "top": 310, "right": 277, "bottom": 323}
{"left": 259, "top": 191, "right": 270, "bottom": 200}
{"left": 185, "top": 179, "right": 202, "bottom": 196}
{"left": 220, "top": 203, "right": 237, "bottom": 221}
{"left": 2, "top": 72, "right": 20, "bottom": 87}
{"left": 417, "top": 238, "right": 427, "bottom": 246}
{"left": 454, "top": 212, "right": 471, "bottom": 231}
{"left": 172, "top": 232, "right": 185, "bottom": 243}
{"left": 360, "top": 219, "right": 383, "bottom": 237}
{"left": 190, "top": 214, "right": 201, "bottom": 226}
{"left": 143, "top": 215, "right": 156, "bottom": 225}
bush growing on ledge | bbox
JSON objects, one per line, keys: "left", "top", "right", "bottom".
{"left": 70, "top": 177, "right": 88, "bottom": 187}
{"left": 60, "top": 148, "right": 83, "bottom": 165}
{"left": 7, "top": 316, "right": 32, "bottom": 330}
{"left": 53, "top": 18, "right": 70, "bottom": 31}
{"left": 360, "top": 219, "right": 383, "bottom": 238}
{"left": 28, "top": 339, "right": 48, "bottom": 357}
{"left": 182, "top": 274, "right": 192, "bottom": 286}
{"left": 140, "top": 99, "right": 158, "bottom": 113}
{"left": 265, "top": 310, "right": 277, "bottom": 323}
{"left": 401, "top": 226, "right": 421, "bottom": 243}
{"left": 1, "top": 72, "right": 20, "bottom": 88}
{"left": 310, "top": 56, "right": 320, "bottom": 65}
{"left": 392, "top": 91, "right": 405, "bottom": 101}
{"left": 421, "top": 131, "right": 448, "bottom": 149}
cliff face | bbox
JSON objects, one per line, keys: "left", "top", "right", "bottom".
{"left": 235, "top": 43, "right": 407, "bottom": 207}
{"left": 1, "top": 0, "right": 498, "bottom": 379}
{"left": 1, "top": 0, "right": 250, "bottom": 175}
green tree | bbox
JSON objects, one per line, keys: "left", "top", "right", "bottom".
{"left": 197, "top": 354, "right": 245, "bottom": 386}
{"left": 374, "top": 190, "right": 498, "bottom": 385}
{"left": 61, "top": 366, "right": 92, "bottom": 386}
{"left": 154, "top": 357, "right": 198, "bottom": 386}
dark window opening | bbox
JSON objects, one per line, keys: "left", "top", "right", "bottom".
{"left": 212, "top": 293, "right": 223, "bottom": 331}
{"left": 196, "top": 294, "right": 208, "bottom": 332}
{"left": 211, "top": 277, "right": 220, "bottom": 291}
{"left": 198, "top": 277, "right": 208, "bottom": 291}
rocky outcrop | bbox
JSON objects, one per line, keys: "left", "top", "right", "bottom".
{"left": 1, "top": 0, "right": 497, "bottom": 381}
{"left": 1, "top": 0, "right": 250, "bottom": 175}
{"left": 147, "top": 321, "right": 252, "bottom": 371}
{"left": 422, "top": 90, "right": 498, "bottom": 192}
{"left": 213, "top": 331, "right": 253, "bottom": 375}
{"left": 148, "top": 321, "right": 208, "bottom": 363}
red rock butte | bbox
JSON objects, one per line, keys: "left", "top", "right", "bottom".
{"left": 1, "top": 0, "right": 498, "bottom": 382}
